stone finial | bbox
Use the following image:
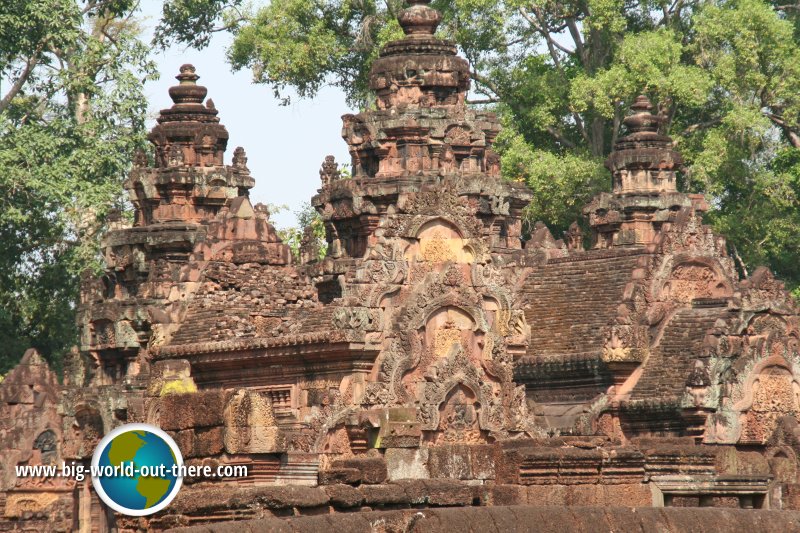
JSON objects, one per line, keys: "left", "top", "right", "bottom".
{"left": 299, "top": 225, "right": 321, "bottom": 265}
{"left": 604, "top": 95, "right": 683, "bottom": 195}
{"left": 564, "top": 222, "right": 583, "bottom": 251}
{"left": 368, "top": 0, "right": 468, "bottom": 110}
{"left": 169, "top": 64, "right": 207, "bottom": 106}
{"left": 254, "top": 202, "right": 271, "bottom": 220}
{"left": 398, "top": 0, "right": 441, "bottom": 37}
{"left": 623, "top": 95, "right": 664, "bottom": 134}
{"left": 319, "top": 155, "right": 341, "bottom": 186}
{"left": 232, "top": 146, "right": 249, "bottom": 171}
{"left": 587, "top": 95, "right": 700, "bottom": 247}
{"left": 107, "top": 208, "right": 129, "bottom": 231}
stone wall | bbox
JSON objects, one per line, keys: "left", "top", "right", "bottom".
{"left": 167, "top": 506, "right": 800, "bottom": 533}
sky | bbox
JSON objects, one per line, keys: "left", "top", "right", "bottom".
{"left": 139, "top": 1, "right": 353, "bottom": 229}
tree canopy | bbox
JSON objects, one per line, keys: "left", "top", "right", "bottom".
{"left": 0, "top": 0, "right": 156, "bottom": 371}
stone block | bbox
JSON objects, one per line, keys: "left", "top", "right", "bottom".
{"left": 160, "top": 390, "right": 226, "bottom": 431}
{"left": 428, "top": 444, "right": 473, "bottom": 479}
{"left": 527, "top": 484, "right": 569, "bottom": 506}
{"left": 487, "top": 484, "right": 526, "bottom": 506}
{"left": 331, "top": 455, "right": 387, "bottom": 484}
{"left": 236, "top": 486, "right": 329, "bottom": 511}
{"left": 319, "top": 467, "right": 361, "bottom": 486}
{"left": 171, "top": 429, "right": 194, "bottom": 458}
{"left": 716, "top": 448, "right": 771, "bottom": 476}
{"left": 422, "top": 479, "right": 476, "bottom": 506}
{"left": 149, "top": 359, "right": 198, "bottom": 398}
{"left": 603, "top": 483, "right": 652, "bottom": 506}
{"left": 324, "top": 484, "right": 364, "bottom": 508}
{"left": 224, "top": 389, "right": 285, "bottom": 454}
{"left": 469, "top": 444, "right": 496, "bottom": 480}
{"left": 392, "top": 479, "right": 428, "bottom": 505}
{"left": 191, "top": 426, "right": 224, "bottom": 457}
{"left": 782, "top": 483, "right": 800, "bottom": 510}
{"left": 386, "top": 448, "right": 429, "bottom": 480}
{"left": 359, "top": 484, "right": 408, "bottom": 506}
{"left": 380, "top": 423, "right": 421, "bottom": 448}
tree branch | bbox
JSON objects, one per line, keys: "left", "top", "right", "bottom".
{"left": 566, "top": 18, "right": 586, "bottom": 67}
{"left": 0, "top": 44, "right": 45, "bottom": 114}
{"left": 765, "top": 112, "right": 800, "bottom": 148}
{"left": 470, "top": 70, "right": 501, "bottom": 99}
{"left": 611, "top": 102, "right": 623, "bottom": 147}
{"left": 680, "top": 118, "right": 722, "bottom": 136}
{"left": 546, "top": 126, "right": 577, "bottom": 149}
{"left": 519, "top": 7, "right": 575, "bottom": 60}
{"left": 732, "top": 244, "right": 749, "bottom": 279}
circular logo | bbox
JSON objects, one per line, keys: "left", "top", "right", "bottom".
{"left": 91, "top": 423, "right": 183, "bottom": 516}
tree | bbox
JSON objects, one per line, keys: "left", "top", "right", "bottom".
{"left": 274, "top": 203, "right": 329, "bottom": 262}
{"left": 201, "top": 0, "right": 800, "bottom": 295}
{"left": 0, "top": 0, "right": 157, "bottom": 371}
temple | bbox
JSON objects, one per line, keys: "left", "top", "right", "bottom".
{"left": 2, "top": 1, "right": 800, "bottom": 530}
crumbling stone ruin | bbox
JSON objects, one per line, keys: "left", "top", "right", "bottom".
{"left": 2, "top": 1, "right": 800, "bottom": 531}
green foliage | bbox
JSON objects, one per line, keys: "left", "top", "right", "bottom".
{"left": 0, "top": 1, "right": 157, "bottom": 371}
{"left": 227, "top": 0, "right": 404, "bottom": 107}
{"left": 277, "top": 202, "right": 328, "bottom": 262}
{"left": 495, "top": 110, "right": 607, "bottom": 235}
{"left": 154, "top": 0, "right": 245, "bottom": 49}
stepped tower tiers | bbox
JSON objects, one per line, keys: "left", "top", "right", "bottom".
{"left": 4, "top": 3, "right": 800, "bottom": 530}
{"left": 585, "top": 95, "right": 709, "bottom": 247}
{"left": 313, "top": 0, "right": 531, "bottom": 260}
{"left": 77, "top": 64, "right": 290, "bottom": 390}
{"left": 129, "top": 64, "right": 253, "bottom": 233}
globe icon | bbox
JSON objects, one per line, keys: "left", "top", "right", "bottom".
{"left": 91, "top": 423, "right": 183, "bottom": 516}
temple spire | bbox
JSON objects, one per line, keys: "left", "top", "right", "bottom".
{"left": 369, "top": 0, "right": 469, "bottom": 110}
{"left": 125, "top": 65, "right": 255, "bottom": 228}
{"left": 605, "top": 95, "right": 682, "bottom": 195}
{"left": 585, "top": 95, "right": 706, "bottom": 248}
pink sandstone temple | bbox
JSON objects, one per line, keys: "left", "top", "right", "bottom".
{"left": 3, "top": 1, "right": 800, "bottom": 531}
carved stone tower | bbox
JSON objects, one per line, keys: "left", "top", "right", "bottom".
{"left": 305, "top": 0, "right": 536, "bottom": 449}
{"left": 77, "top": 65, "right": 289, "bottom": 390}
{"left": 585, "top": 95, "right": 708, "bottom": 247}
{"left": 313, "top": 0, "right": 530, "bottom": 260}
{"left": 128, "top": 64, "right": 254, "bottom": 236}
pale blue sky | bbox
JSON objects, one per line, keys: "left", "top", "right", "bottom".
{"left": 140, "top": 1, "right": 353, "bottom": 229}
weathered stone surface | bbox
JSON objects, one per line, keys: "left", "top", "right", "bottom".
{"left": 318, "top": 468, "right": 361, "bottom": 486}
{"left": 166, "top": 506, "right": 800, "bottom": 533}
{"left": 329, "top": 456, "right": 388, "bottom": 485}
{"left": 160, "top": 390, "right": 227, "bottom": 430}
{"left": 386, "top": 448, "right": 430, "bottom": 480}
{"left": 486, "top": 484, "right": 526, "bottom": 506}
{"left": 359, "top": 484, "right": 408, "bottom": 506}
{"left": 324, "top": 484, "right": 364, "bottom": 508}
{"left": 224, "top": 389, "right": 285, "bottom": 454}
{"left": 3, "top": 2, "right": 800, "bottom": 532}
